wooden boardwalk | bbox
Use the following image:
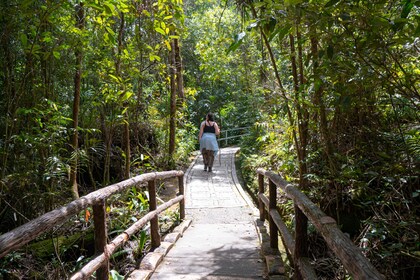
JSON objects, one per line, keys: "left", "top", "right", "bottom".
{"left": 149, "top": 147, "right": 266, "bottom": 279}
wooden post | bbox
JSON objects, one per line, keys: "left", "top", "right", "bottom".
{"left": 148, "top": 180, "right": 161, "bottom": 249}
{"left": 93, "top": 200, "right": 109, "bottom": 280}
{"left": 294, "top": 205, "right": 308, "bottom": 280}
{"left": 178, "top": 175, "right": 185, "bottom": 220}
{"left": 225, "top": 130, "right": 228, "bottom": 146}
{"left": 269, "top": 179, "right": 278, "bottom": 248}
{"left": 258, "top": 174, "right": 265, "bottom": 221}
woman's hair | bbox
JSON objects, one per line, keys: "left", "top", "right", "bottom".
{"left": 206, "top": 113, "right": 215, "bottom": 121}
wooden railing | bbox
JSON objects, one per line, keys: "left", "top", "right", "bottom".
{"left": 257, "top": 168, "right": 384, "bottom": 280}
{"left": 0, "top": 170, "right": 185, "bottom": 280}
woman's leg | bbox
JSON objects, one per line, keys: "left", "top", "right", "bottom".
{"left": 208, "top": 151, "right": 215, "bottom": 172}
{"left": 202, "top": 149, "right": 208, "bottom": 171}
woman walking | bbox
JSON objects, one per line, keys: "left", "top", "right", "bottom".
{"left": 199, "top": 113, "right": 220, "bottom": 172}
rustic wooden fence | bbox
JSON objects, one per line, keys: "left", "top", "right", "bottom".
{"left": 0, "top": 170, "right": 185, "bottom": 280}
{"left": 257, "top": 168, "right": 384, "bottom": 280}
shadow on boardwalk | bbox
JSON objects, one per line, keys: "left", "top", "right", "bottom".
{"left": 150, "top": 147, "right": 265, "bottom": 279}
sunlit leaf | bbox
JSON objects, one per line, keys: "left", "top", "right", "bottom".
{"left": 53, "top": 51, "right": 60, "bottom": 59}
{"left": 226, "top": 32, "right": 246, "bottom": 54}
{"left": 165, "top": 40, "right": 172, "bottom": 50}
{"left": 246, "top": 22, "right": 258, "bottom": 31}
{"left": 103, "top": 3, "right": 115, "bottom": 15}
{"left": 155, "top": 27, "right": 166, "bottom": 36}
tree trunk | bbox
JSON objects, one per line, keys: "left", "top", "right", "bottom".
{"left": 70, "top": 3, "right": 84, "bottom": 199}
{"left": 168, "top": 40, "right": 177, "bottom": 161}
{"left": 116, "top": 12, "right": 130, "bottom": 179}
{"left": 0, "top": 17, "right": 16, "bottom": 178}
{"left": 289, "top": 30, "right": 309, "bottom": 280}
{"left": 249, "top": 3, "right": 300, "bottom": 157}
{"left": 310, "top": 30, "right": 340, "bottom": 222}
{"left": 174, "top": 38, "right": 184, "bottom": 101}
{"left": 101, "top": 114, "right": 112, "bottom": 186}
{"left": 289, "top": 32, "right": 309, "bottom": 192}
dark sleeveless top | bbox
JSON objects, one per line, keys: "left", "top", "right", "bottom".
{"left": 203, "top": 122, "right": 215, "bottom": 133}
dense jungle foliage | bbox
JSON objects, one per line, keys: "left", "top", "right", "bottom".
{"left": 0, "top": 0, "right": 419, "bottom": 279}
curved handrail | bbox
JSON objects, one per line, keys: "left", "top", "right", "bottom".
{"left": 257, "top": 168, "right": 384, "bottom": 280}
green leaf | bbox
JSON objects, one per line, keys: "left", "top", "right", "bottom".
{"left": 269, "top": 24, "right": 292, "bottom": 42}
{"left": 105, "top": 27, "right": 115, "bottom": 36}
{"left": 20, "top": 34, "right": 28, "bottom": 47}
{"left": 324, "top": 0, "right": 341, "bottom": 7}
{"left": 104, "top": 3, "right": 115, "bottom": 15}
{"left": 53, "top": 51, "right": 60, "bottom": 59}
{"left": 314, "top": 77, "right": 322, "bottom": 91}
{"left": 155, "top": 27, "right": 166, "bottom": 36}
{"left": 109, "top": 270, "right": 124, "bottom": 280}
{"left": 284, "top": 0, "right": 304, "bottom": 5}
{"left": 401, "top": 0, "right": 414, "bottom": 19}
{"left": 264, "top": 17, "right": 277, "bottom": 35}
{"left": 86, "top": 2, "right": 103, "bottom": 12}
{"left": 165, "top": 40, "right": 171, "bottom": 50}
{"left": 149, "top": 53, "right": 161, "bottom": 62}
{"left": 121, "top": 91, "right": 133, "bottom": 101}
{"left": 254, "top": 2, "right": 266, "bottom": 8}
{"left": 109, "top": 74, "right": 121, "bottom": 83}
{"left": 226, "top": 32, "right": 246, "bottom": 54}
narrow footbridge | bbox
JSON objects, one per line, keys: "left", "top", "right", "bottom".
{"left": 0, "top": 148, "right": 384, "bottom": 279}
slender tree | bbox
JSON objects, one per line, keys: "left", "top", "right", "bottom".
{"left": 168, "top": 39, "right": 177, "bottom": 160}
{"left": 69, "top": 2, "right": 85, "bottom": 199}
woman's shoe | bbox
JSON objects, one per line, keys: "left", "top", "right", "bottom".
{"left": 208, "top": 167, "right": 212, "bottom": 172}
{"left": 204, "top": 165, "right": 207, "bottom": 171}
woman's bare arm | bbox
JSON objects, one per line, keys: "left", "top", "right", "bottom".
{"left": 198, "top": 122, "right": 205, "bottom": 140}
{"left": 214, "top": 123, "right": 220, "bottom": 136}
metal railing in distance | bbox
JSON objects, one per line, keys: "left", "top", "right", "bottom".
{"left": 218, "top": 127, "right": 251, "bottom": 146}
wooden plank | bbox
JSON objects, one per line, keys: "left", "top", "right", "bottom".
{"left": 93, "top": 201, "right": 109, "bottom": 280}
{"left": 265, "top": 255, "right": 285, "bottom": 275}
{"left": 294, "top": 206, "right": 308, "bottom": 280}
{"left": 269, "top": 209, "right": 295, "bottom": 258}
{"left": 258, "top": 174, "right": 266, "bottom": 221}
{"left": 178, "top": 175, "right": 185, "bottom": 219}
{"left": 269, "top": 179, "right": 278, "bottom": 248}
{"left": 148, "top": 180, "right": 161, "bottom": 249}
